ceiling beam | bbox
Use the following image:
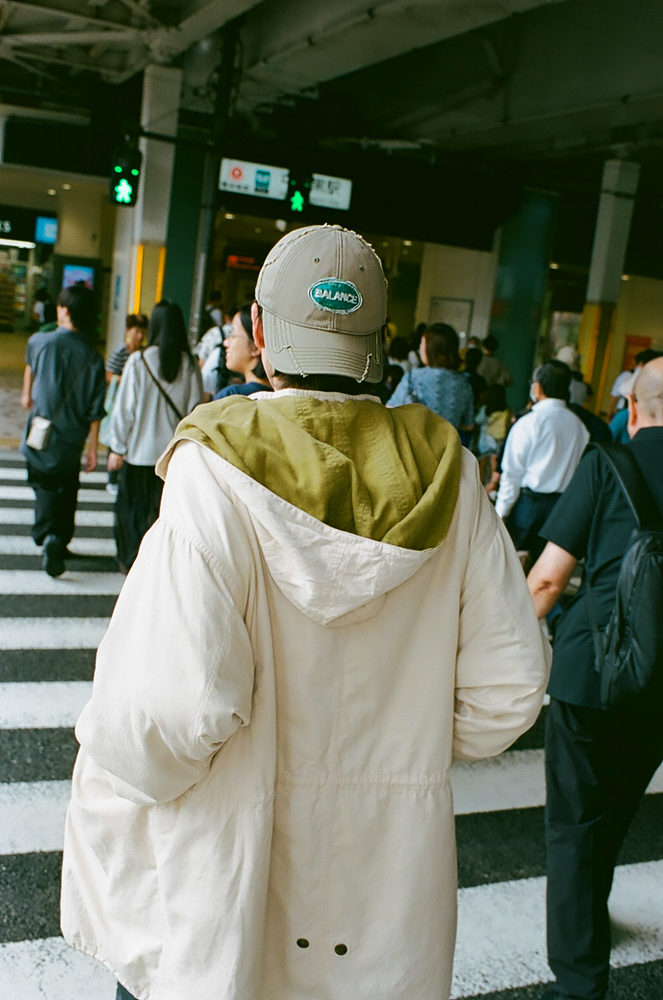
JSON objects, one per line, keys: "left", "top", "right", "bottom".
{"left": 4, "top": 27, "right": 141, "bottom": 45}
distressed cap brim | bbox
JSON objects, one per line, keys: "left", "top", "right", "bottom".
{"left": 262, "top": 309, "right": 383, "bottom": 383}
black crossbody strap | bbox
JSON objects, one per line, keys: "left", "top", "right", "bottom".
{"left": 141, "top": 352, "right": 184, "bottom": 422}
{"left": 591, "top": 442, "right": 662, "bottom": 531}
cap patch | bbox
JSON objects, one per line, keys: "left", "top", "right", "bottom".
{"left": 308, "top": 278, "right": 363, "bottom": 314}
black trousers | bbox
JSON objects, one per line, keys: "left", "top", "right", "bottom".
{"left": 116, "top": 985, "right": 136, "bottom": 1000}
{"left": 114, "top": 462, "right": 163, "bottom": 573}
{"left": 26, "top": 462, "right": 80, "bottom": 547}
{"left": 545, "top": 698, "right": 663, "bottom": 999}
{"left": 506, "top": 488, "right": 561, "bottom": 563}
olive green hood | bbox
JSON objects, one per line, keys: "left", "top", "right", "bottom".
{"left": 159, "top": 390, "right": 461, "bottom": 552}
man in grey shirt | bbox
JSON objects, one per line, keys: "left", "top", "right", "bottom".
{"left": 20, "top": 285, "right": 106, "bottom": 577}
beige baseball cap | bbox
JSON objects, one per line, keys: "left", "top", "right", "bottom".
{"left": 255, "top": 224, "right": 387, "bottom": 383}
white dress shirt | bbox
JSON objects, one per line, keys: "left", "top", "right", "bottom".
{"left": 495, "top": 398, "right": 590, "bottom": 519}
{"left": 108, "top": 346, "right": 204, "bottom": 465}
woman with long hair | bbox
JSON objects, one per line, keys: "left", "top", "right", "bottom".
{"left": 387, "top": 322, "right": 475, "bottom": 434}
{"left": 107, "top": 300, "right": 203, "bottom": 572}
{"left": 212, "top": 304, "right": 272, "bottom": 399}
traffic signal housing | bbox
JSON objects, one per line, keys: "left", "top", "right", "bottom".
{"left": 109, "top": 147, "right": 142, "bottom": 206}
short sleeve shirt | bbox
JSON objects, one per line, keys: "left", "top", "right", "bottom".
{"left": 21, "top": 327, "right": 106, "bottom": 473}
{"left": 540, "top": 428, "right": 663, "bottom": 708}
{"left": 106, "top": 346, "right": 130, "bottom": 376}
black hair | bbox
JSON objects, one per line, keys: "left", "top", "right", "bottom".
{"left": 486, "top": 384, "right": 507, "bottom": 414}
{"left": 235, "top": 303, "right": 268, "bottom": 381}
{"left": 535, "top": 359, "right": 572, "bottom": 401}
{"left": 208, "top": 290, "right": 222, "bottom": 303}
{"left": 635, "top": 348, "right": 663, "bottom": 366}
{"left": 388, "top": 336, "right": 411, "bottom": 362}
{"left": 422, "top": 323, "right": 461, "bottom": 370}
{"left": 464, "top": 346, "right": 483, "bottom": 374}
{"left": 126, "top": 312, "right": 148, "bottom": 331}
{"left": 147, "top": 300, "right": 192, "bottom": 383}
{"left": 43, "top": 302, "right": 57, "bottom": 325}
{"left": 483, "top": 334, "right": 498, "bottom": 354}
{"left": 272, "top": 372, "right": 370, "bottom": 395}
{"left": 57, "top": 285, "right": 97, "bottom": 332}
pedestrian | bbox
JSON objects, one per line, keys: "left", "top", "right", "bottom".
{"left": 494, "top": 359, "right": 589, "bottom": 564}
{"left": 212, "top": 304, "right": 272, "bottom": 399}
{"left": 20, "top": 284, "right": 106, "bottom": 577}
{"left": 106, "top": 300, "right": 203, "bottom": 573}
{"left": 102, "top": 313, "right": 149, "bottom": 494}
{"left": 387, "top": 322, "right": 475, "bottom": 434}
{"left": 105, "top": 313, "right": 149, "bottom": 381}
{"left": 527, "top": 356, "right": 663, "bottom": 1000}
{"left": 62, "top": 224, "right": 549, "bottom": 1000}
{"left": 478, "top": 333, "right": 513, "bottom": 387}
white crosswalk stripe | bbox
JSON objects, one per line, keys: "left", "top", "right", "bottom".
{"left": 0, "top": 446, "right": 661, "bottom": 1000}
{"left": 0, "top": 535, "right": 116, "bottom": 555}
{"left": 0, "top": 507, "right": 113, "bottom": 526}
{"left": 0, "top": 465, "right": 108, "bottom": 484}
{"left": 0, "top": 617, "right": 109, "bottom": 649}
{"left": 451, "top": 861, "right": 663, "bottom": 997}
{"left": 0, "top": 570, "right": 123, "bottom": 594}
{"left": 0, "top": 484, "right": 114, "bottom": 503}
{"left": 0, "top": 681, "right": 92, "bottom": 728}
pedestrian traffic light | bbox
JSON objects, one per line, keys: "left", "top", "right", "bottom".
{"left": 109, "top": 147, "right": 142, "bottom": 207}
{"left": 287, "top": 173, "right": 312, "bottom": 214}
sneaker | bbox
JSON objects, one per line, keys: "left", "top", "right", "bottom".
{"left": 42, "top": 534, "right": 65, "bottom": 578}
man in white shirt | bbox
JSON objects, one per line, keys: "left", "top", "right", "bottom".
{"left": 495, "top": 359, "right": 589, "bottom": 562}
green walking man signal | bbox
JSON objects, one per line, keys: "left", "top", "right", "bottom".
{"left": 290, "top": 190, "right": 305, "bottom": 213}
{"left": 287, "top": 172, "right": 312, "bottom": 215}
{"left": 109, "top": 146, "right": 142, "bottom": 207}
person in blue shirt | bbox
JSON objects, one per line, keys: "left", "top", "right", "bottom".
{"left": 387, "top": 323, "right": 474, "bottom": 434}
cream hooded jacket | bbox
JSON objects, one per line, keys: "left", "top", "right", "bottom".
{"left": 62, "top": 390, "right": 550, "bottom": 1000}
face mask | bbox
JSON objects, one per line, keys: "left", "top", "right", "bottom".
{"left": 530, "top": 389, "right": 538, "bottom": 403}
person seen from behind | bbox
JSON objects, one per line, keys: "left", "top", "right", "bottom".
{"left": 106, "top": 300, "right": 203, "bottom": 574}
{"left": 387, "top": 322, "right": 475, "bottom": 438}
{"left": 20, "top": 285, "right": 105, "bottom": 578}
{"left": 478, "top": 333, "right": 513, "bottom": 387}
{"left": 62, "top": 224, "right": 549, "bottom": 1000}
{"left": 494, "top": 359, "right": 589, "bottom": 565}
{"left": 527, "top": 356, "right": 663, "bottom": 1000}
{"left": 102, "top": 313, "right": 149, "bottom": 495}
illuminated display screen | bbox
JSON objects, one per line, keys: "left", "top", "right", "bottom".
{"left": 35, "top": 216, "right": 58, "bottom": 244}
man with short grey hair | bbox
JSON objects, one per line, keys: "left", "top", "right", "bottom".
{"left": 62, "top": 224, "right": 549, "bottom": 1000}
{"left": 528, "top": 356, "right": 663, "bottom": 1000}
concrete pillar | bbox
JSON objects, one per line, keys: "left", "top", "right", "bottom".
{"left": 106, "top": 64, "right": 181, "bottom": 357}
{"left": 578, "top": 159, "right": 640, "bottom": 410}
{"left": 489, "top": 190, "right": 557, "bottom": 410}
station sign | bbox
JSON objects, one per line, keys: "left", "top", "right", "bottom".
{"left": 219, "top": 160, "right": 352, "bottom": 211}
{"left": 219, "top": 159, "right": 290, "bottom": 201}
{"left": 310, "top": 173, "right": 352, "bottom": 211}
{"left": 0, "top": 204, "right": 58, "bottom": 245}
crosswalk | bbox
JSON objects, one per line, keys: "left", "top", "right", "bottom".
{"left": 1, "top": 446, "right": 662, "bottom": 1000}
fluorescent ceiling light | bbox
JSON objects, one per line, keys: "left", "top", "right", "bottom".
{"left": 0, "top": 238, "right": 36, "bottom": 249}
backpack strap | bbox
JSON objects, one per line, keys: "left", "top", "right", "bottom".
{"left": 590, "top": 442, "right": 662, "bottom": 532}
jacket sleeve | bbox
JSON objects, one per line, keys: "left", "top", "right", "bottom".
{"left": 75, "top": 444, "right": 256, "bottom": 805}
{"left": 453, "top": 472, "right": 550, "bottom": 761}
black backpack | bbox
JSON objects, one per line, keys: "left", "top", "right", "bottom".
{"left": 586, "top": 443, "right": 663, "bottom": 709}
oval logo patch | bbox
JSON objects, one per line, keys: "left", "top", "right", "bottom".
{"left": 308, "top": 278, "right": 363, "bottom": 314}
